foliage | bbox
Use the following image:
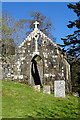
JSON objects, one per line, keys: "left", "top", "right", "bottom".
{"left": 2, "top": 81, "right": 79, "bottom": 118}
{"left": 1, "top": 11, "right": 55, "bottom": 57}
{"left": 71, "top": 60, "right": 80, "bottom": 92}
{"left": 61, "top": 2, "right": 80, "bottom": 93}
{"left": 61, "top": 2, "right": 80, "bottom": 60}
{"left": 17, "top": 11, "right": 55, "bottom": 41}
{"left": 1, "top": 11, "right": 28, "bottom": 56}
{"left": 1, "top": 12, "right": 16, "bottom": 57}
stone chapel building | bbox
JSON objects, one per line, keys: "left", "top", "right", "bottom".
{"left": 2, "top": 21, "right": 71, "bottom": 93}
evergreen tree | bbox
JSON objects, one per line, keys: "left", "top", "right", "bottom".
{"left": 61, "top": 2, "right": 80, "bottom": 93}
{"left": 71, "top": 60, "right": 80, "bottom": 93}
{"left": 61, "top": 2, "right": 80, "bottom": 61}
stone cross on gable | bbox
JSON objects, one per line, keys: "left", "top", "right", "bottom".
{"left": 33, "top": 21, "right": 39, "bottom": 29}
{"left": 33, "top": 21, "right": 39, "bottom": 53}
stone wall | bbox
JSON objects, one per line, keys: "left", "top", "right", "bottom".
{"left": 1, "top": 26, "right": 71, "bottom": 93}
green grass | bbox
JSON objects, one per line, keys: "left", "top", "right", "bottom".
{"left": 2, "top": 81, "right": 79, "bottom": 119}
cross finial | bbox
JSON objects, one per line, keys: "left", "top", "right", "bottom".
{"left": 33, "top": 21, "right": 39, "bottom": 29}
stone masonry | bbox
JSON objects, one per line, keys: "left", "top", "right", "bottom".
{"left": 1, "top": 21, "right": 71, "bottom": 93}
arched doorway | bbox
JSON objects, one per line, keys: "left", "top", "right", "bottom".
{"left": 30, "top": 55, "right": 44, "bottom": 86}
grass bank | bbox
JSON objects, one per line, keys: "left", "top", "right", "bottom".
{"left": 2, "top": 81, "right": 79, "bottom": 119}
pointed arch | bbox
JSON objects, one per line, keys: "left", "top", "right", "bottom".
{"left": 30, "top": 54, "right": 44, "bottom": 86}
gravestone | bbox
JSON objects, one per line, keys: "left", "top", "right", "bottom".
{"left": 43, "top": 85, "right": 50, "bottom": 94}
{"left": 54, "top": 80, "right": 65, "bottom": 98}
{"left": 33, "top": 85, "right": 40, "bottom": 92}
{"left": 0, "top": 61, "right": 3, "bottom": 80}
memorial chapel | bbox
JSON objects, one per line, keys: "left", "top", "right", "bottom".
{"left": 2, "top": 21, "right": 71, "bottom": 93}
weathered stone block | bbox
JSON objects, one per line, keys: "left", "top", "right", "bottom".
{"left": 18, "top": 75, "right": 23, "bottom": 79}
{"left": 27, "top": 43, "right": 30, "bottom": 45}
{"left": 14, "top": 75, "right": 18, "bottom": 79}
{"left": 33, "top": 85, "right": 40, "bottom": 92}
{"left": 43, "top": 85, "right": 50, "bottom": 94}
{"left": 54, "top": 80, "right": 65, "bottom": 98}
{"left": 0, "top": 64, "right": 3, "bottom": 79}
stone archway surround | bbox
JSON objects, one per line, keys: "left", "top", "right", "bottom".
{"left": 30, "top": 54, "right": 44, "bottom": 86}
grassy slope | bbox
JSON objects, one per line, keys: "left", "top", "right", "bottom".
{"left": 2, "top": 81, "right": 79, "bottom": 119}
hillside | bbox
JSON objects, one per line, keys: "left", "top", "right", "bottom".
{"left": 2, "top": 81, "right": 79, "bottom": 119}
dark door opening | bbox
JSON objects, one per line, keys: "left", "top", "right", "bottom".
{"left": 31, "top": 59, "right": 41, "bottom": 85}
{"left": 31, "top": 55, "right": 43, "bottom": 85}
